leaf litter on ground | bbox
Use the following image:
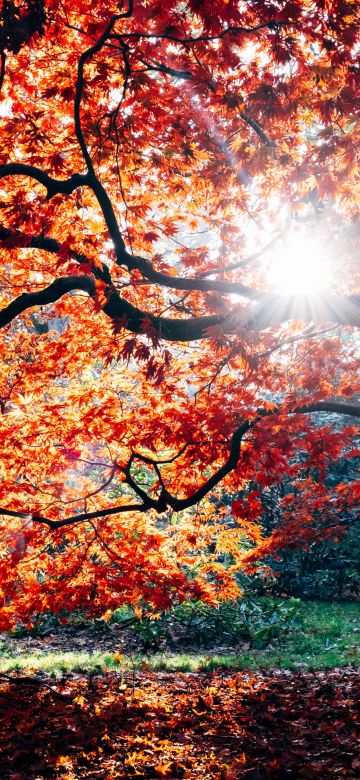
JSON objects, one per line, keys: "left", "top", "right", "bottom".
{"left": 0, "top": 667, "right": 359, "bottom": 779}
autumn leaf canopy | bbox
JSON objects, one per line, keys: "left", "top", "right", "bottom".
{"left": 0, "top": 0, "right": 359, "bottom": 627}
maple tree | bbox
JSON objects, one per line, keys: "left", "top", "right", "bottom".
{"left": 0, "top": 0, "right": 359, "bottom": 627}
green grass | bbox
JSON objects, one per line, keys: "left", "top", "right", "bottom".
{"left": 0, "top": 650, "right": 116, "bottom": 675}
{"left": 0, "top": 601, "right": 359, "bottom": 675}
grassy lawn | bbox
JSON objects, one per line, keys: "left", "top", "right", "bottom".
{"left": 0, "top": 600, "right": 359, "bottom": 676}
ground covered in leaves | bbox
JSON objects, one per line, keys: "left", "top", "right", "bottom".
{"left": 0, "top": 667, "right": 359, "bottom": 779}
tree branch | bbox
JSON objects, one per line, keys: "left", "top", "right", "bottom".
{"left": 73, "top": 7, "right": 134, "bottom": 263}
{"left": 1, "top": 400, "right": 358, "bottom": 529}
{"left": 0, "top": 51, "right": 5, "bottom": 93}
{"left": 0, "top": 163, "right": 89, "bottom": 200}
{"left": 120, "top": 253, "right": 263, "bottom": 299}
{"left": 0, "top": 273, "right": 359, "bottom": 338}
{"left": 138, "top": 59, "right": 272, "bottom": 146}
{"left": 240, "top": 111, "right": 274, "bottom": 146}
{"left": 0, "top": 503, "right": 145, "bottom": 530}
{"left": 74, "top": 2, "right": 134, "bottom": 172}
{"left": 4, "top": 227, "right": 357, "bottom": 326}
{"left": 0, "top": 276, "right": 95, "bottom": 328}
{"left": 122, "top": 21, "right": 292, "bottom": 45}
{"left": 0, "top": 226, "right": 266, "bottom": 299}
{"left": 135, "top": 401, "right": 360, "bottom": 513}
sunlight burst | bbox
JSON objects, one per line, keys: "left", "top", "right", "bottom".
{"left": 268, "top": 235, "right": 333, "bottom": 295}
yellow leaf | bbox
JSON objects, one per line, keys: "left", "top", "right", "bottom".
{"left": 155, "top": 763, "right": 173, "bottom": 776}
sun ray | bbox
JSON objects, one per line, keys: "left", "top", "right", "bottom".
{"left": 267, "top": 234, "right": 333, "bottom": 295}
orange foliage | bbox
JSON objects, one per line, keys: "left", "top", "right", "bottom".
{"left": 0, "top": 0, "right": 359, "bottom": 627}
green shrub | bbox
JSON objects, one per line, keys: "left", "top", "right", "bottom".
{"left": 133, "top": 596, "right": 302, "bottom": 650}
{"left": 132, "top": 617, "right": 167, "bottom": 650}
